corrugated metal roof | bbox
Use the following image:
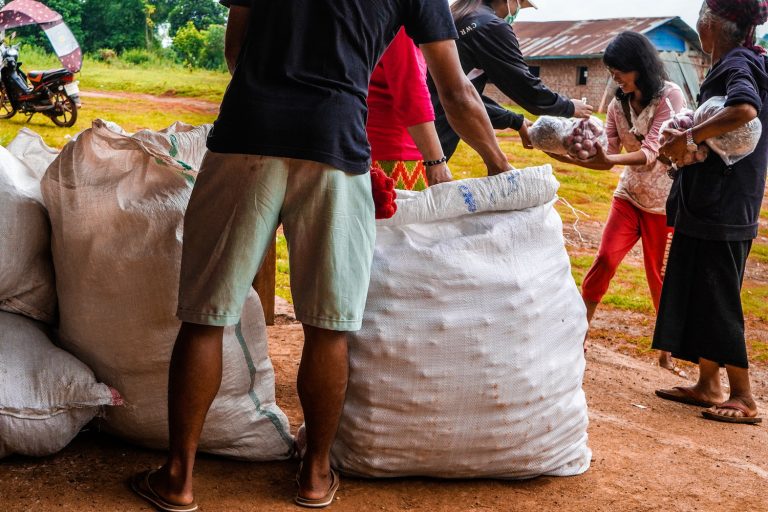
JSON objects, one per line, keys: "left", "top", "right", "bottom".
{"left": 515, "top": 17, "right": 699, "bottom": 58}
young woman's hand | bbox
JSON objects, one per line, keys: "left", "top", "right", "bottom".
{"left": 582, "top": 142, "right": 611, "bottom": 167}
{"left": 571, "top": 99, "right": 594, "bottom": 118}
{"left": 518, "top": 119, "right": 534, "bottom": 149}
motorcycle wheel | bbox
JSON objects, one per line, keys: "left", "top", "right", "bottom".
{"left": 50, "top": 91, "right": 77, "bottom": 127}
{"left": 0, "top": 87, "right": 17, "bottom": 119}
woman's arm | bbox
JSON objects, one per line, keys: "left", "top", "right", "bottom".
{"left": 421, "top": 40, "right": 510, "bottom": 175}
{"left": 407, "top": 122, "right": 452, "bottom": 184}
{"left": 469, "top": 21, "right": 591, "bottom": 117}
{"left": 662, "top": 70, "right": 760, "bottom": 163}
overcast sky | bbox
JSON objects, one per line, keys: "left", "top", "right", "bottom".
{"left": 516, "top": 0, "right": 768, "bottom": 37}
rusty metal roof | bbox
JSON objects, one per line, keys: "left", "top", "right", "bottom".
{"left": 515, "top": 17, "right": 701, "bottom": 59}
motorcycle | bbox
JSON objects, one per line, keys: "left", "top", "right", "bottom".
{"left": 0, "top": 37, "right": 80, "bottom": 128}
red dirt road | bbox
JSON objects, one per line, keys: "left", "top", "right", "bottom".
{"left": 1, "top": 307, "right": 766, "bottom": 512}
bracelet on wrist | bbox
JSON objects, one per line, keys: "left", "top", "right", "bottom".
{"left": 423, "top": 156, "right": 447, "bottom": 167}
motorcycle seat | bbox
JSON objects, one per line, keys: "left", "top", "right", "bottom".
{"left": 28, "top": 68, "right": 70, "bottom": 84}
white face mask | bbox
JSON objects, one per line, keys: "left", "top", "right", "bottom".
{"left": 505, "top": 0, "right": 521, "bottom": 24}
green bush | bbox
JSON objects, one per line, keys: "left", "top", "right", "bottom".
{"left": 200, "top": 25, "right": 226, "bottom": 71}
{"left": 93, "top": 48, "right": 118, "bottom": 63}
{"left": 172, "top": 21, "right": 205, "bottom": 68}
{"left": 121, "top": 48, "right": 153, "bottom": 66}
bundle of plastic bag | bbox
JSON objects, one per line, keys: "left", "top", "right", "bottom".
{"left": 694, "top": 96, "right": 762, "bottom": 166}
{"left": 529, "top": 116, "right": 607, "bottom": 160}
{"left": 659, "top": 108, "right": 709, "bottom": 165}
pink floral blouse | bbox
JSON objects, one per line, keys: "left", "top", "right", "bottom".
{"left": 605, "top": 82, "right": 687, "bottom": 215}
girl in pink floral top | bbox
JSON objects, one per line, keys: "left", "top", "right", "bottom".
{"left": 549, "top": 31, "right": 686, "bottom": 371}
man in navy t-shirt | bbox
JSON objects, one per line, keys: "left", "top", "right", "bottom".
{"left": 131, "top": 1, "right": 512, "bottom": 509}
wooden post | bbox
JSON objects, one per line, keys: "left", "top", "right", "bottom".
{"left": 253, "top": 236, "right": 277, "bottom": 326}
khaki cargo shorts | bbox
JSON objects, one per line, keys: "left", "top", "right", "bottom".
{"left": 176, "top": 152, "right": 375, "bottom": 331}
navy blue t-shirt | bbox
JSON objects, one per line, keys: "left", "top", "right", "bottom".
{"left": 666, "top": 47, "right": 768, "bottom": 241}
{"left": 212, "top": 0, "right": 457, "bottom": 174}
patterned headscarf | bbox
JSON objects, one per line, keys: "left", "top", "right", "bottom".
{"left": 706, "top": 0, "right": 768, "bottom": 26}
{"left": 706, "top": 0, "right": 768, "bottom": 53}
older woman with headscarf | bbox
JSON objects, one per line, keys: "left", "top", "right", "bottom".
{"left": 654, "top": 0, "right": 768, "bottom": 424}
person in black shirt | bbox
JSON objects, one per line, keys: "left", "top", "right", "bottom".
{"left": 653, "top": 0, "right": 767, "bottom": 425}
{"left": 428, "top": 0, "right": 594, "bottom": 159}
{"left": 130, "top": 1, "right": 514, "bottom": 510}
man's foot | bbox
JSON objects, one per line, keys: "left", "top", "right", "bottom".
{"left": 130, "top": 469, "right": 197, "bottom": 512}
{"left": 297, "top": 461, "right": 336, "bottom": 501}
{"left": 295, "top": 467, "right": 340, "bottom": 509}
{"left": 655, "top": 385, "right": 723, "bottom": 408}
{"left": 702, "top": 397, "right": 762, "bottom": 424}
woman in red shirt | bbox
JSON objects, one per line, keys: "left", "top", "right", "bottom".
{"left": 367, "top": 28, "right": 451, "bottom": 190}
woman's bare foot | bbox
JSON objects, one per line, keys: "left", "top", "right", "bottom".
{"left": 658, "top": 351, "right": 688, "bottom": 378}
{"left": 656, "top": 384, "right": 724, "bottom": 408}
{"left": 706, "top": 396, "right": 759, "bottom": 419}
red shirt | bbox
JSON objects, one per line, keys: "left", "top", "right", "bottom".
{"left": 366, "top": 28, "right": 435, "bottom": 161}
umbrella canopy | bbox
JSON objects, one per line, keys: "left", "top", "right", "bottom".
{"left": 0, "top": 0, "right": 82, "bottom": 72}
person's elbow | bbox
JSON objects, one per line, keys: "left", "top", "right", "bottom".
{"left": 732, "top": 103, "right": 759, "bottom": 124}
{"left": 439, "top": 79, "right": 478, "bottom": 116}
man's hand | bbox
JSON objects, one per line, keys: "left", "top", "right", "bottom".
{"left": 659, "top": 128, "right": 689, "bottom": 166}
{"left": 571, "top": 99, "right": 594, "bottom": 119}
{"left": 518, "top": 119, "right": 533, "bottom": 149}
{"left": 426, "top": 162, "right": 452, "bottom": 185}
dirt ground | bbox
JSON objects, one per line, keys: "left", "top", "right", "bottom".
{"left": 1, "top": 293, "right": 767, "bottom": 512}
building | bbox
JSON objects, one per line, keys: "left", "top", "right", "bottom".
{"left": 484, "top": 17, "right": 709, "bottom": 112}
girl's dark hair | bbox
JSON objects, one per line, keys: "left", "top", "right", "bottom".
{"left": 603, "top": 31, "right": 668, "bottom": 107}
{"left": 451, "top": 0, "right": 492, "bottom": 21}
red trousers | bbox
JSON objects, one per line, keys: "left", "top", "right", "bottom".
{"left": 582, "top": 197, "right": 673, "bottom": 311}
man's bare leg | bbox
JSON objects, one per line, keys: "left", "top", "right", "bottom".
{"left": 583, "top": 297, "right": 598, "bottom": 351}
{"left": 146, "top": 322, "right": 225, "bottom": 506}
{"left": 296, "top": 324, "right": 348, "bottom": 500}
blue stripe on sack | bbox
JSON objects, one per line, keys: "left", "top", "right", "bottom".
{"left": 235, "top": 321, "right": 294, "bottom": 454}
{"left": 458, "top": 184, "right": 478, "bottom": 212}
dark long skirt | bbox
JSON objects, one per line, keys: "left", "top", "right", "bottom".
{"left": 652, "top": 232, "right": 752, "bottom": 368}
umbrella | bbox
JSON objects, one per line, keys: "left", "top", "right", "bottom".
{"left": 0, "top": 0, "right": 82, "bottom": 72}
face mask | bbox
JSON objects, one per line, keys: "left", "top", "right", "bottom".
{"left": 505, "top": 0, "right": 521, "bottom": 24}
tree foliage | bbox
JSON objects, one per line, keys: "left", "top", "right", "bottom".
{"left": 172, "top": 21, "right": 225, "bottom": 70}
{"left": 167, "top": 0, "right": 226, "bottom": 36}
{"left": 0, "top": 0, "right": 230, "bottom": 69}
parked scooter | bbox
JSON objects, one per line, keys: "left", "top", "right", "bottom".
{"left": 0, "top": 34, "right": 80, "bottom": 127}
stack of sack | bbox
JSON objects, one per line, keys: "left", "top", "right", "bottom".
{"left": 40, "top": 120, "right": 293, "bottom": 460}
{"left": 0, "top": 129, "right": 120, "bottom": 459}
{"left": 331, "top": 166, "right": 591, "bottom": 479}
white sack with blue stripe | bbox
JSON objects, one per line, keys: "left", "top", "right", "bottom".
{"left": 332, "top": 166, "right": 591, "bottom": 478}
{"left": 40, "top": 120, "right": 293, "bottom": 460}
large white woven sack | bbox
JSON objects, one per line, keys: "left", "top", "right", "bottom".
{"left": 40, "top": 119, "right": 293, "bottom": 460}
{"left": 331, "top": 166, "right": 591, "bottom": 479}
{"left": 0, "top": 140, "right": 57, "bottom": 323}
{"left": 0, "top": 311, "right": 118, "bottom": 459}
{"left": 7, "top": 128, "right": 59, "bottom": 175}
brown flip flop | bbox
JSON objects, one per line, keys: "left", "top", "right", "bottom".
{"left": 702, "top": 403, "right": 763, "bottom": 425}
{"left": 130, "top": 469, "right": 199, "bottom": 512}
{"left": 655, "top": 387, "right": 717, "bottom": 408}
{"left": 295, "top": 468, "right": 340, "bottom": 509}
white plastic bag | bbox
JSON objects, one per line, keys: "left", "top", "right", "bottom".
{"left": 695, "top": 96, "right": 762, "bottom": 166}
{"left": 331, "top": 167, "right": 591, "bottom": 479}
{"left": 530, "top": 116, "right": 607, "bottom": 160}
{"left": 0, "top": 142, "right": 57, "bottom": 323}
{"left": 41, "top": 119, "right": 293, "bottom": 461}
{"left": 0, "top": 311, "right": 119, "bottom": 459}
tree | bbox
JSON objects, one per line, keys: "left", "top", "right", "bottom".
{"left": 172, "top": 21, "right": 225, "bottom": 70}
{"left": 81, "top": 0, "right": 147, "bottom": 52}
{"left": 167, "top": 0, "right": 226, "bottom": 36}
